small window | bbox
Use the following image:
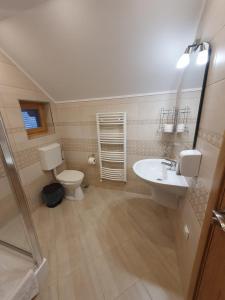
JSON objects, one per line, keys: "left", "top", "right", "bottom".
{"left": 20, "top": 101, "right": 48, "bottom": 138}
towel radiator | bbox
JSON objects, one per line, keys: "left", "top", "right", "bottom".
{"left": 96, "top": 112, "right": 127, "bottom": 182}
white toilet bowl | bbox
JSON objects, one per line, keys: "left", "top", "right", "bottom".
{"left": 56, "top": 170, "right": 84, "bottom": 201}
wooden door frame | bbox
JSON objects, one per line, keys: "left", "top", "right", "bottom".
{"left": 187, "top": 132, "right": 225, "bottom": 299}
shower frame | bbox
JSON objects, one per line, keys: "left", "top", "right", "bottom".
{"left": 0, "top": 114, "right": 43, "bottom": 267}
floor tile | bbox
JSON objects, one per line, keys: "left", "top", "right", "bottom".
{"left": 32, "top": 186, "right": 183, "bottom": 300}
{"left": 116, "top": 282, "right": 152, "bottom": 300}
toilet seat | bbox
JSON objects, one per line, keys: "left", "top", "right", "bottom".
{"left": 56, "top": 170, "right": 84, "bottom": 184}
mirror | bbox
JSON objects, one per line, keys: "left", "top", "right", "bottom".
{"left": 175, "top": 42, "right": 211, "bottom": 151}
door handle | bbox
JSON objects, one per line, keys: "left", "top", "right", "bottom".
{"left": 212, "top": 210, "right": 225, "bottom": 232}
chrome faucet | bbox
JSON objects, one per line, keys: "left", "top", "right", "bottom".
{"left": 161, "top": 159, "right": 177, "bottom": 170}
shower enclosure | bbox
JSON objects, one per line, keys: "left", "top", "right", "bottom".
{"left": 0, "top": 114, "right": 43, "bottom": 297}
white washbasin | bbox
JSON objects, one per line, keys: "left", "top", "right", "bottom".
{"left": 133, "top": 159, "right": 188, "bottom": 209}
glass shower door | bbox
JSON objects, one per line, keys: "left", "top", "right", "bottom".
{"left": 0, "top": 157, "right": 31, "bottom": 252}
{"left": 0, "top": 114, "right": 42, "bottom": 265}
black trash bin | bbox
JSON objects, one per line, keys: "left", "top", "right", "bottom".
{"left": 42, "top": 183, "right": 65, "bottom": 208}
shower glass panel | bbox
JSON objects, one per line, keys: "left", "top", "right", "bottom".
{"left": 0, "top": 114, "right": 42, "bottom": 266}
{"left": 0, "top": 157, "right": 31, "bottom": 252}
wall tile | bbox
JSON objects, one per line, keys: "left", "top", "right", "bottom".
{"left": 171, "top": 196, "right": 201, "bottom": 295}
{"left": 0, "top": 62, "right": 39, "bottom": 91}
{"left": 0, "top": 51, "right": 57, "bottom": 214}
{"left": 19, "top": 162, "right": 49, "bottom": 186}
{"left": 200, "top": 79, "right": 225, "bottom": 135}
{"left": 0, "top": 85, "right": 48, "bottom": 108}
{"left": 0, "top": 52, "right": 13, "bottom": 65}
{"left": 208, "top": 27, "right": 225, "bottom": 85}
{"left": 24, "top": 174, "right": 54, "bottom": 212}
{"left": 0, "top": 177, "right": 13, "bottom": 199}
{"left": 55, "top": 90, "right": 198, "bottom": 197}
{"left": 4, "top": 107, "right": 24, "bottom": 128}
{"left": 197, "top": 137, "right": 219, "bottom": 185}
{"left": 175, "top": 1, "right": 225, "bottom": 294}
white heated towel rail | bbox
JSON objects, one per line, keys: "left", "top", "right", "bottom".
{"left": 96, "top": 112, "right": 127, "bottom": 182}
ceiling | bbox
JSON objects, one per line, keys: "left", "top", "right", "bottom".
{"left": 0, "top": 0, "right": 47, "bottom": 20}
{"left": 0, "top": 0, "right": 205, "bottom": 101}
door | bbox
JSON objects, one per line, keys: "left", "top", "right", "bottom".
{"left": 191, "top": 133, "right": 225, "bottom": 300}
{"left": 196, "top": 187, "right": 225, "bottom": 299}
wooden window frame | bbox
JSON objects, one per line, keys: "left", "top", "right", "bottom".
{"left": 20, "top": 101, "right": 48, "bottom": 138}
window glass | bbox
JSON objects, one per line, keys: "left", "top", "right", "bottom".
{"left": 19, "top": 100, "right": 54, "bottom": 139}
{"left": 22, "top": 109, "right": 41, "bottom": 129}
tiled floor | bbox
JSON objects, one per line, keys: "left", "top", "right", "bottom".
{"left": 33, "top": 186, "right": 183, "bottom": 300}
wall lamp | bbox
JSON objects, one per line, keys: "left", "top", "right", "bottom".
{"left": 176, "top": 41, "right": 210, "bottom": 69}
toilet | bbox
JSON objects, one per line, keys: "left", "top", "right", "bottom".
{"left": 39, "top": 143, "right": 84, "bottom": 201}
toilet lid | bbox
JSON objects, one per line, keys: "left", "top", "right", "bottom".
{"left": 56, "top": 170, "right": 84, "bottom": 183}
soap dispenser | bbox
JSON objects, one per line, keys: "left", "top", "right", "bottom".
{"left": 177, "top": 150, "right": 202, "bottom": 177}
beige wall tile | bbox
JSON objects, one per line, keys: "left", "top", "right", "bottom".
{"left": 64, "top": 150, "right": 89, "bottom": 165}
{"left": 25, "top": 174, "right": 54, "bottom": 212}
{"left": 137, "top": 98, "right": 175, "bottom": 121}
{"left": 0, "top": 193, "right": 19, "bottom": 227}
{"left": 0, "top": 51, "right": 13, "bottom": 65}
{"left": 0, "top": 90, "right": 4, "bottom": 108}
{"left": 56, "top": 90, "right": 198, "bottom": 170}
{"left": 0, "top": 177, "right": 13, "bottom": 199}
{"left": 12, "top": 131, "right": 28, "bottom": 147}
{"left": 200, "top": 79, "right": 225, "bottom": 134}
{"left": 0, "top": 49, "right": 57, "bottom": 220}
{"left": 0, "top": 177, "right": 20, "bottom": 228}
{"left": 4, "top": 107, "right": 24, "bottom": 128}
{"left": 55, "top": 91, "right": 197, "bottom": 199}
{"left": 208, "top": 27, "right": 225, "bottom": 84}
{"left": 0, "top": 62, "right": 39, "bottom": 91}
{"left": 172, "top": 196, "right": 201, "bottom": 295}
{"left": 19, "top": 162, "right": 50, "bottom": 186}
{"left": 0, "top": 106, "right": 11, "bottom": 128}
{"left": 197, "top": 138, "right": 220, "bottom": 186}
{"left": 0, "top": 85, "right": 48, "bottom": 108}
{"left": 176, "top": 1, "right": 225, "bottom": 295}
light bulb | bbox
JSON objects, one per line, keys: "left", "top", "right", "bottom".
{"left": 197, "top": 49, "right": 209, "bottom": 65}
{"left": 176, "top": 53, "right": 190, "bottom": 69}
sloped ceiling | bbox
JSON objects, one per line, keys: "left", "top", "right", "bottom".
{"left": 0, "top": 0, "right": 205, "bottom": 101}
{"left": 0, "top": 0, "right": 47, "bottom": 20}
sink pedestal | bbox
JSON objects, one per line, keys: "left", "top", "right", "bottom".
{"left": 151, "top": 187, "right": 181, "bottom": 209}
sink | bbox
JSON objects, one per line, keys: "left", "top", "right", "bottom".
{"left": 133, "top": 159, "right": 188, "bottom": 209}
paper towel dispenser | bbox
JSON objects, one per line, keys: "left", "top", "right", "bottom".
{"left": 177, "top": 150, "right": 202, "bottom": 177}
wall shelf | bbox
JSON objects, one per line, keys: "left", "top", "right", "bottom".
{"left": 158, "top": 106, "right": 190, "bottom": 133}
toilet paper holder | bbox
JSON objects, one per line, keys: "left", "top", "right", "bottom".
{"left": 88, "top": 154, "right": 96, "bottom": 165}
